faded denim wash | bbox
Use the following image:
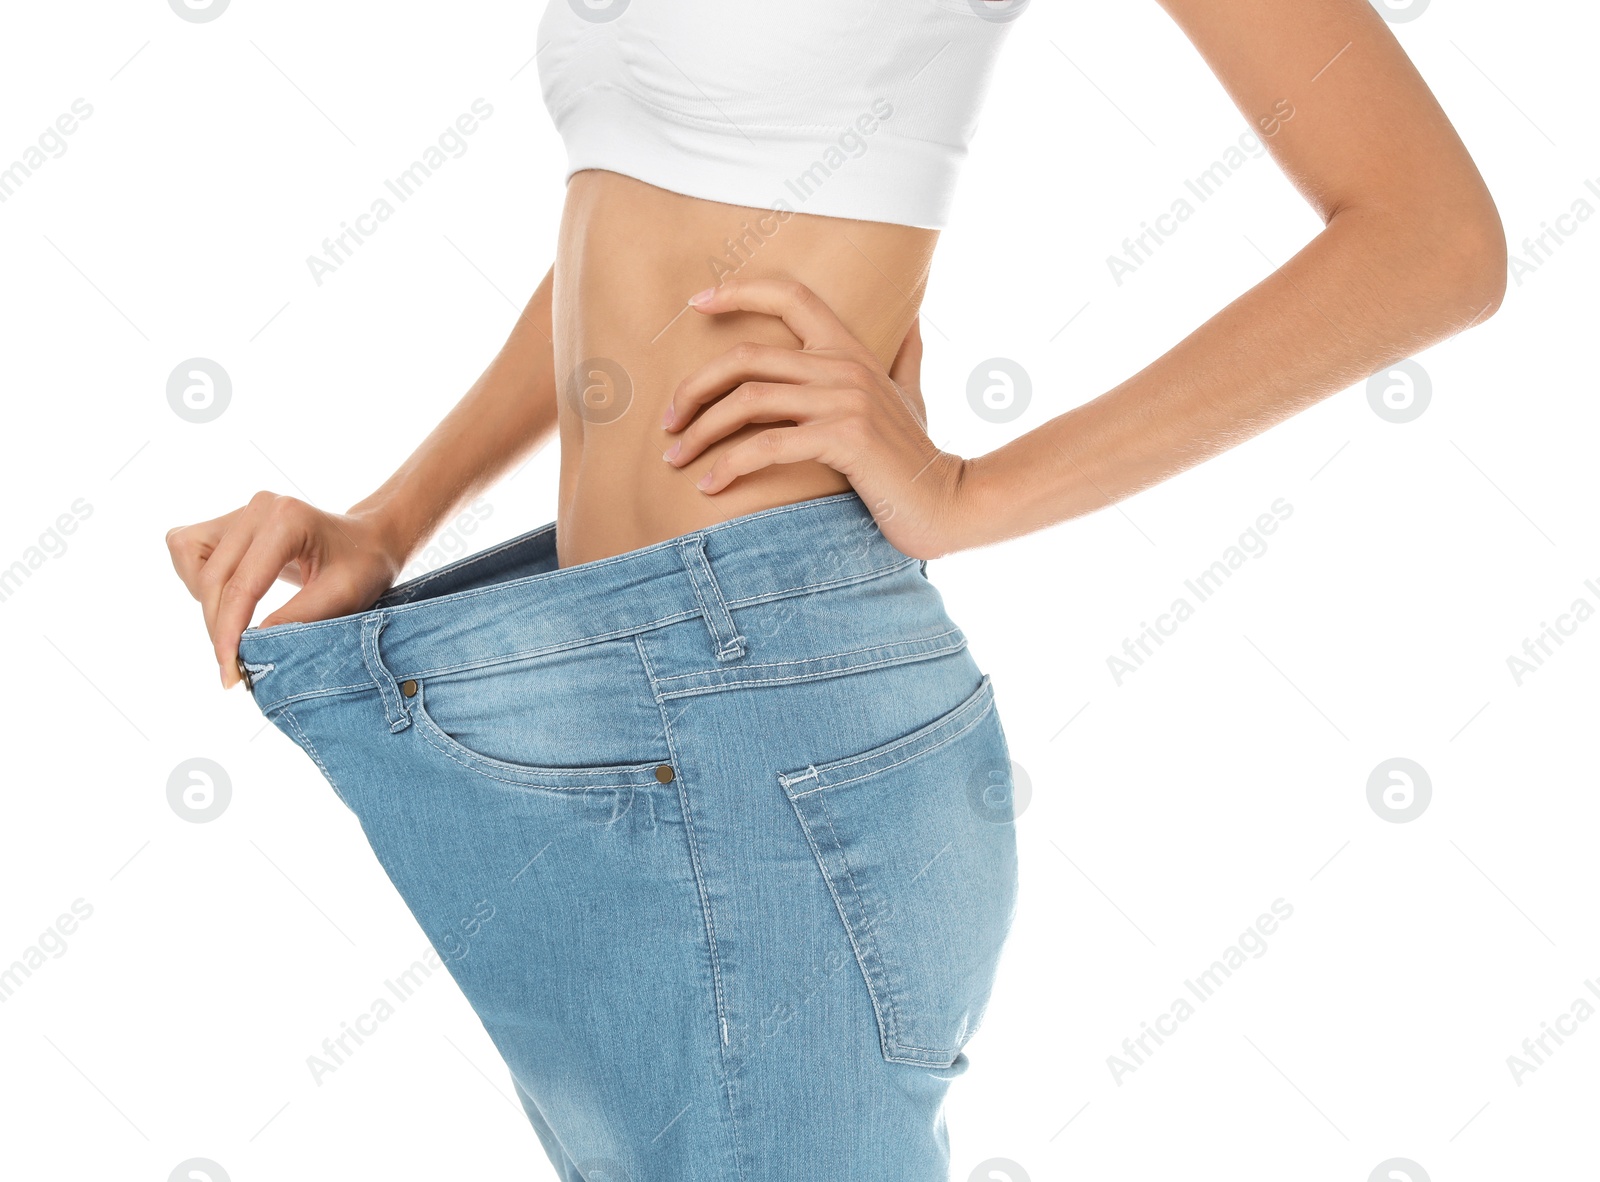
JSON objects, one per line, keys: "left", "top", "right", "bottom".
{"left": 237, "top": 490, "right": 1020, "bottom": 1181}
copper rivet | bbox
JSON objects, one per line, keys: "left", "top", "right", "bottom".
{"left": 400, "top": 679, "right": 418, "bottom": 698}
{"left": 655, "top": 764, "right": 675, "bottom": 784}
{"left": 236, "top": 657, "right": 253, "bottom": 691}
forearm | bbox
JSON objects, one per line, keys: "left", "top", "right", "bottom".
{"left": 957, "top": 206, "right": 1506, "bottom": 549}
{"left": 349, "top": 264, "right": 559, "bottom": 565}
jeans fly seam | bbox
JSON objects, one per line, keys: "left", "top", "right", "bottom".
{"left": 635, "top": 633, "right": 749, "bottom": 1181}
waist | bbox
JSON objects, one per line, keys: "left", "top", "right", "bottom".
{"left": 551, "top": 169, "right": 936, "bottom": 567}
{"left": 236, "top": 491, "right": 958, "bottom": 715}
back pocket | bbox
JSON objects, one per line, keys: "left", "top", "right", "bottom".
{"left": 777, "top": 674, "right": 1019, "bottom": 1067}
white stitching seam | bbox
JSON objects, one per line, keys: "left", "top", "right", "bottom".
{"left": 653, "top": 627, "right": 964, "bottom": 683}
{"left": 253, "top": 609, "right": 957, "bottom": 715}
{"left": 783, "top": 687, "right": 994, "bottom": 799}
{"left": 279, "top": 708, "right": 351, "bottom": 810}
{"left": 411, "top": 719, "right": 666, "bottom": 792}
{"left": 633, "top": 633, "right": 749, "bottom": 1179}
{"left": 659, "top": 642, "right": 970, "bottom": 702}
{"left": 782, "top": 775, "right": 902, "bottom": 1066}
{"left": 813, "top": 785, "right": 959, "bottom": 1063}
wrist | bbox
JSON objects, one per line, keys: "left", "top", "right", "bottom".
{"left": 943, "top": 451, "right": 1004, "bottom": 555}
{"left": 345, "top": 492, "right": 427, "bottom": 577}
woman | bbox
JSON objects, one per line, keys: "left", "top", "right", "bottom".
{"left": 166, "top": 0, "right": 1505, "bottom": 1177}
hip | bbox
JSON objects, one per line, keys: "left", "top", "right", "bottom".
{"left": 236, "top": 491, "right": 1004, "bottom": 787}
{"left": 236, "top": 489, "right": 1021, "bottom": 1079}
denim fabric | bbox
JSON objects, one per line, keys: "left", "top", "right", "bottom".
{"left": 237, "top": 490, "right": 1019, "bottom": 1181}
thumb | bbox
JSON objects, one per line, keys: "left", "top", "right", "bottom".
{"left": 889, "top": 315, "right": 923, "bottom": 391}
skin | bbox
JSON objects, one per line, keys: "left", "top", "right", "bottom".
{"left": 169, "top": 0, "right": 1506, "bottom": 688}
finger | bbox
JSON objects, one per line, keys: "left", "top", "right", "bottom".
{"left": 165, "top": 507, "right": 243, "bottom": 599}
{"left": 196, "top": 500, "right": 274, "bottom": 660}
{"left": 687, "top": 278, "right": 858, "bottom": 353}
{"left": 258, "top": 569, "right": 361, "bottom": 629}
{"left": 889, "top": 315, "right": 922, "bottom": 390}
{"left": 695, "top": 425, "right": 829, "bottom": 495}
{"left": 667, "top": 384, "right": 853, "bottom": 467}
{"left": 664, "top": 343, "right": 860, "bottom": 431}
{"left": 211, "top": 523, "right": 311, "bottom": 684}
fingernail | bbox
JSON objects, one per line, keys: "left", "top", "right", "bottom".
{"left": 661, "top": 405, "right": 675, "bottom": 428}
{"left": 220, "top": 666, "right": 230, "bottom": 689}
{"left": 662, "top": 442, "right": 680, "bottom": 462}
{"left": 696, "top": 473, "right": 714, "bottom": 490}
{"left": 687, "top": 287, "right": 715, "bottom": 306}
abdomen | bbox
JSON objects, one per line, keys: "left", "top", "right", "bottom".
{"left": 551, "top": 169, "right": 937, "bottom": 567}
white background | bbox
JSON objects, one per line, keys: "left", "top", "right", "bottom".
{"left": 1, "top": 1, "right": 1595, "bottom": 1179}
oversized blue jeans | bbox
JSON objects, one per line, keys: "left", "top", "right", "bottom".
{"left": 237, "top": 491, "right": 1019, "bottom": 1180}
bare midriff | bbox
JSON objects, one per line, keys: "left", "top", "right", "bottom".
{"left": 551, "top": 169, "right": 939, "bottom": 569}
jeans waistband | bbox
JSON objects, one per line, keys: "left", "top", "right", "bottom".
{"left": 236, "top": 491, "right": 917, "bottom": 715}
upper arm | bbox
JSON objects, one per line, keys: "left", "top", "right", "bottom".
{"left": 1154, "top": 0, "right": 1503, "bottom": 249}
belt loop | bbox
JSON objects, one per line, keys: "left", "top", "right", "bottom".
{"left": 677, "top": 533, "right": 746, "bottom": 662}
{"left": 359, "top": 611, "right": 413, "bottom": 734}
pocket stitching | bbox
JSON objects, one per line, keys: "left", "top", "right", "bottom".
{"left": 777, "top": 672, "right": 1003, "bottom": 1066}
{"left": 781, "top": 676, "right": 994, "bottom": 798}
{"left": 819, "top": 789, "right": 982, "bottom": 1062}
{"left": 781, "top": 784, "right": 905, "bottom": 1063}
{"left": 408, "top": 686, "right": 669, "bottom": 791}
{"left": 654, "top": 627, "right": 965, "bottom": 683}
{"left": 813, "top": 788, "right": 933, "bottom": 1059}
{"left": 798, "top": 787, "right": 969, "bottom": 1066}
{"left": 279, "top": 707, "right": 353, "bottom": 812}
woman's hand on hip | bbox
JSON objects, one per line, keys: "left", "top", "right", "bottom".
{"left": 662, "top": 278, "right": 973, "bottom": 561}
{"left": 166, "top": 493, "right": 403, "bottom": 688}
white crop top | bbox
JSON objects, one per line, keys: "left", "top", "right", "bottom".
{"left": 536, "top": 0, "right": 1025, "bottom": 230}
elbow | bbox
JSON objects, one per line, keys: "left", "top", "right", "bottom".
{"left": 1338, "top": 196, "right": 1509, "bottom": 331}
{"left": 1438, "top": 208, "right": 1508, "bottom": 325}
